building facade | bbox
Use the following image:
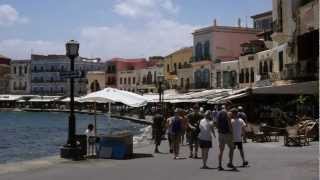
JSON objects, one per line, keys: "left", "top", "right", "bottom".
{"left": 9, "top": 60, "right": 31, "bottom": 94}
{"left": 0, "top": 55, "right": 11, "bottom": 94}
{"left": 137, "top": 64, "right": 164, "bottom": 93}
{"left": 192, "top": 22, "right": 259, "bottom": 89}
{"left": 271, "top": 0, "right": 319, "bottom": 83}
{"left": 86, "top": 71, "right": 106, "bottom": 93}
{"left": 164, "top": 47, "right": 193, "bottom": 88}
{"left": 31, "top": 54, "right": 103, "bottom": 96}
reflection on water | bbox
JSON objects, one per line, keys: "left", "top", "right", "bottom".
{"left": 0, "top": 112, "right": 144, "bottom": 164}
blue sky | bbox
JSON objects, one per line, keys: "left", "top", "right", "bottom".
{"left": 0, "top": 0, "right": 271, "bottom": 60}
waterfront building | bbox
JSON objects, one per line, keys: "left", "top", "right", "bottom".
{"left": 177, "top": 64, "right": 193, "bottom": 92}
{"left": 86, "top": 71, "right": 106, "bottom": 93}
{"left": 31, "top": 54, "right": 103, "bottom": 96}
{"left": 192, "top": 21, "right": 260, "bottom": 89}
{"left": 271, "top": 0, "right": 319, "bottom": 83}
{"left": 0, "top": 54, "right": 11, "bottom": 94}
{"left": 238, "top": 40, "right": 270, "bottom": 88}
{"left": 137, "top": 63, "right": 164, "bottom": 93}
{"left": 113, "top": 58, "right": 148, "bottom": 92}
{"left": 164, "top": 47, "right": 193, "bottom": 89}
{"left": 9, "top": 60, "right": 31, "bottom": 94}
{"left": 214, "top": 60, "right": 239, "bottom": 89}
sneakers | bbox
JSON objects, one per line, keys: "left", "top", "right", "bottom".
{"left": 227, "top": 163, "right": 236, "bottom": 169}
{"left": 243, "top": 161, "right": 249, "bottom": 167}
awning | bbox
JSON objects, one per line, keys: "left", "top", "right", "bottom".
{"left": 220, "top": 92, "right": 249, "bottom": 102}
{"left": 0, "top": 95, "right": 23, "bottom": 101}
{"left": 252, "top": 81, "right": 318, "bottom": 95}
{"left": 29, "top": 96, "right": 61, "bottom": 102}
{"left": 60, "top": 97, "right": 81, "bottom": 102}
{"left": 79, "top": 87, "right": 148, "bottom": 107}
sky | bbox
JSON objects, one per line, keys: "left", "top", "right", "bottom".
{"left": 0, "top": 0, "right": 272, "bottom": 60}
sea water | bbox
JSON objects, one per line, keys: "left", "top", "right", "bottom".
{"left": 0, "top": 112, "right": 145, "bottom": 164}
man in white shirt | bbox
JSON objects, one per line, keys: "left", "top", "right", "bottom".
{"left": 230, "top": 108, "right": 249, "bottom": 167}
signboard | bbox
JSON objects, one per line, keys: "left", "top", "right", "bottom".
{"left": 60, "top": 71, "right": 82, "bottom": 79}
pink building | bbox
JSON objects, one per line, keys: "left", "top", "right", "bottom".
{"left": 193, "top": 24, "right": 260, "bottom": 62}
{"left": 192, "top": 22, "right": 260, "bottom": 89}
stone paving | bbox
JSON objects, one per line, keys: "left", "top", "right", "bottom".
{"left": 0, "top": 138, "right": 318, "bottom": 180}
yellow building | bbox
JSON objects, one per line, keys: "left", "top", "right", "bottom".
{"left": 164, "top": 47, "right": 193, "bottom": 88}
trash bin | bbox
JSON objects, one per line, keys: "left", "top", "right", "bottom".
{"left": 75, "top": 135, "right": 87, "bottom": 157}
{"left": 98, "top": 132, "right": 133, "bottom": 159}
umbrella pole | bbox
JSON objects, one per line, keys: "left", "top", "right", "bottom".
{"left": 108, "top": 102, "right": 111, "bottom": 115}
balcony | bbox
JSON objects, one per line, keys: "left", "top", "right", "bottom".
{"left": 280, "top": 61, "right": 318, "bottom": 81}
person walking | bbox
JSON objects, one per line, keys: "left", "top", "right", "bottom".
{"left": 230, "top": 108, "right": 249, "bottom": 167}
{"left": 166, "top": 111, "right": 174, "bottom": 153}
{"left": 187, "top": 105, "right": 203, "bottom": 158}
{"left": 216, "top": 104, "right": 235, "bottom": 170}
{"left": 153, "top": 110, "right": 164, "bottom": 153}
{"left": 198, "top": 110, "right": 216, "bottom": 169}
{"left": 237, "top": 106, "right": 248, "bottom": 143}
{"left": 168, "top": 108, "right": 183, "bottom": 159}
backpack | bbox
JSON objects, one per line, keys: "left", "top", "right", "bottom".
{"left": 171, "top": 116, "right": 181, "bottom": 135}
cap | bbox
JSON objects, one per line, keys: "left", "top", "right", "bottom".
{"left": 230, "top": 108, "right": 238, "bottom": 113}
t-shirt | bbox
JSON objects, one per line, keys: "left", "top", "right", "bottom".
{"left": 153, "top": 114, "right": 163, "bottom": 131}
{"left": 198, "top": 118, "right": 214, "bottom": 141}
{"left": 231, "top": 118, "right": 246, "bottom": 142}
{"left": 216, "top": 110, "right": 231, "bottom": 134}
{"left": 187, "top": 112, "right": 203, "bottom": 134}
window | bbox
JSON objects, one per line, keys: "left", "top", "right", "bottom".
{"left": 180, "top": 78, "right": 184, "bottom": 88}
{"left": 269, "top": 61, "right": 273, "bottom": 72}
{"left": 60, "top": 87, "right": 64, "bottom": 93}
{"left": 196, "top": 42, "right": 203, "bottom": 61}
{"left": 263, "top": 61, "right": 268, "bottom": 73}
{"left": 167, "top": 64, "right": 170, "bottom": 73}
{"left": 124, "top": 78, "right": 127, "bottom": 84}
{"left": 216, "top": 72, "right": 221, "bottom": 88}
{"left": 147, "top": 71, "right": 152, "bottom": 84}
{"left": 202, "top": 69, "right": 210, "bottom": 88}
{"left": 133, "top": 77, "right": 136, "bottom": 84}
{"left": 279, "top": 51, "right": 284, "bottom": 71}
{"left": 250, "top": 68, "right": 254, "bottom": 82}
{"left": 40, "top": 66, "right": 44, "bottom": 71}
{"left": 128, "top": 77, "right": 131, "bottom": 85}
{"left": 178, "top": 63, "right": 182, "bottom": 69}
{"left": 33, "top": 66, "right": 37, "bottom": 72}
{"left": 14, "top": 67, "right": 16, "bottom": 74}
{"left": 174, "top": 63, "right": 177, "bottom": 73}
{"left": 24, "top": 66, "right": 27, "bottom": 74}
{"left": 259, "top": 62, "right": 263, "bottom": 75}
{"left": 204, "top": 41, "right": 210, "bottom": 59}
{"left": 186, "top": 78, "right": 190, "bottom": 89}
{"left": 245, "top": 68, "right": 249, "bottom": 83}
{"left": 240, "top": 69, "right": 244, "bottom": 83}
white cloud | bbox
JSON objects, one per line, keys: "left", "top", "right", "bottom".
{"left": 0, "top": 39, "right": 63, "bottom": 59}
{"left": 79, "top": 19, "right": 198, "bottom": 59}
{"left": 0, "top": 4, "right": 29, "bottom": 26}
{"left": 113, "top": 0, "right": 178, "bottom": 18}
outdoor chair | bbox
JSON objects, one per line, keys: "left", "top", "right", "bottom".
{"left": 251, "top": 124, "right": 267, "bottom": 142}
{"left": 284, "top": 126, "right": 304, "bottom": 146}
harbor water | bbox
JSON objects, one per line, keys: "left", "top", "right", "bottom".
{"left": 0, "top": 112, "right": 146, "bottom": 164}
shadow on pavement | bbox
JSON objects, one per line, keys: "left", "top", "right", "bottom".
{"left": 131, "top": 153, "right": 154, "bottom": 159}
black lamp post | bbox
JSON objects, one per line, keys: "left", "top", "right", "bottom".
{"left": 60, "top": 40, "right": 81, "bottom": 160}
{"left": 157, "top": 75, "right": 165, "bottom": 115}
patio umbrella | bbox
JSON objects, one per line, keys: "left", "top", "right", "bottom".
{"left": 79, "top": 88, "right": 148, "bottom": 135}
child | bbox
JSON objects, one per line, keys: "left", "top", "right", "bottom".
{"left": 230, "top": 108, "right": 248, "bottom": 167}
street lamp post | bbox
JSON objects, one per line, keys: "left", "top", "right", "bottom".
{"left": 60, "top": 40, "right": 82, "bottom": 160}
{"left": 157, "top": 75, "right": 165, "bottom": 115}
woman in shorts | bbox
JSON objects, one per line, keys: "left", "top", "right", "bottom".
{"left": 198, "top": 110, "right": 216, "bottom": 169}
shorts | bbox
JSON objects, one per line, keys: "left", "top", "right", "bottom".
{"left": 199, "top": 139, "right": 212, "bottom": 149}
{"left": 234, "top": 142, "right": 243, "bottom": 150}
{"left": 218, "top": 133, "right": 234, "bottom": 149}
{"left": 189, "top": 132, "right": 199, "bottom": 145}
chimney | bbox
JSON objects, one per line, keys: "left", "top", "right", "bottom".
{"left": 238, "top": 18, "right": 241, "bottom": 27}
{"left": 213, "top": 19, "right": 217, "bottom": 26}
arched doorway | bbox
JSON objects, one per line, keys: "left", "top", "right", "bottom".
{"left": 90, "top": 80, "right": 101, "bottom": 92}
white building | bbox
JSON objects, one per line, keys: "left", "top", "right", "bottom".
{"left": 9, "top": 60, "right": 31, "bottom": 94}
